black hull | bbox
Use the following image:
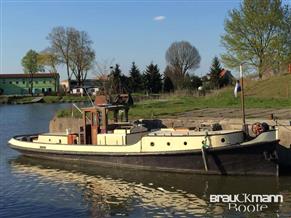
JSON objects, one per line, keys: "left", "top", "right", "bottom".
{"left": 11, "top": 141, "right": 279, "bottom": 176}
{"left": 277, "top": 144, "right": 291, "bottom": 173}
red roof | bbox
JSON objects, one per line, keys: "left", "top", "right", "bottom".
{"left": 0, "top": 73, "right": 59, "bottom": 79}
{"left": 219, "top": 69, "right": 227, "bottom": 78}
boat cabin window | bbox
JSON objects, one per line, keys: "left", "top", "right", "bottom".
{"left": 85, "top": 112, "right": 92, "bottom": 125}
{"left": 92, "top": 113, "right": 98, "bottom": 126}
{"left": 99, "top": 112, "right": 103, "bottom": 126}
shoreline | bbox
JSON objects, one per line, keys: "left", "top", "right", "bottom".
{"left": 0, "top": 95, "right": 92, "bottom": 104}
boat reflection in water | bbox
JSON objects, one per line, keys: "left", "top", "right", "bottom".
{"left": 9, "top": 156, "right": 287, "bottom": 217}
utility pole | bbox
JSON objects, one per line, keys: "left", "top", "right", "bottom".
{"left": 240, "top": 64, "right": 247, "bottom": 133}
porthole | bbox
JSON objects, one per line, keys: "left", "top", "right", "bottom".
{"left": 59, "top": 139, "right": 62, "bottom": 143}
{"left": 184, "top": 141, "right": 187, "bottom": 145}
{"left": 150, "top": 142, "right": 155, "bottom": 146}
{"left": 167, "top": 142, "right": 171, "bottom": 146}
{"left": 221, "top": 138, "right": 225, "bottom": 143}
{"left": 48, "top": 139, "right": 51, "bottom": 142}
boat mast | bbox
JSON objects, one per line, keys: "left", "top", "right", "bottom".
{"left": 240, "top": 64, "right": 247, "bottom": 133}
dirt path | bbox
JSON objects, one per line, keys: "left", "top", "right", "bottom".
{"left": 176, "top": 108, "right": 291, "bottom": 120}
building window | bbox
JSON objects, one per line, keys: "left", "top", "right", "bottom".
{"left": 9, "top": 81, "right": 12, "bottom": 84}
{"left": 23, "top": 81, "right": 25, "bottom": 84}
{"left": 43, "top": 81, "right": 46, "bottom": 84}
{"left": 16, "top": 81, "right": 19, "bottom": 84}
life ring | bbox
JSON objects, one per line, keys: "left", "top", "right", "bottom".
{"left": 251, "top": 122, "right": 264, "bottom": 136}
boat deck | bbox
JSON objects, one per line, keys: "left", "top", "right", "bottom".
{"left": 149, "top": 129, "right": 243, "bottom": 136}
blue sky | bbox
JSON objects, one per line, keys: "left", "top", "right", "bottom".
{"left": 1, "top": 0, "right": 241, "bottom": 80}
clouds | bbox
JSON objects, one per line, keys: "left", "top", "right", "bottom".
{"left": 153, "top": 16, "right": 166, "bottom": 21}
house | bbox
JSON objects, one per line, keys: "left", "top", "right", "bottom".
{"left": 71, "top": 87, "right": 100, "bottom": 96}
{"left": 61, "top": 79, "right": 102, "bottom": 94}
{"left": 0, "top": 73, "right": 59, "bottom": 95}
{"left": 219, "top": 69, "right": 235, "bottom": 87}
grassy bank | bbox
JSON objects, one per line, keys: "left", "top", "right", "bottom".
{"left": 56, "top": 88, "right": 291, "bottom": 119}
{"left": 128, "top": 89, "right": 291, "bottom": 119}
{"left": 5, "top": 73, "right": 291, "bottom": 119}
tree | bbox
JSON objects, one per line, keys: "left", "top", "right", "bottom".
{"left": 94, "top": 59, "right": 115, "bottom": 94}
{"left": 209, "top": 56, "right": 223, "bottom": 89}
{"left": 221, "top": 0, "right": 286, "bottom": 78}
{"left": 129, "top": 62, "right": 143, "bottom": 92}
{"left": 38, "top": 49, "right": 60, "bottom": 92}
{"left": 38, "top": 49, "right": 60, "bottom": 73}
{"left": 282, "top": 6, "right": 291, "bottom": 68}
{"left": 163, "top": 76, "right": 174, "bottom": 93}
{"left": 69, "top": 30, "right": 95, "bottom": 86}
{"left": 190, "top": 75, "right": 203, "bottom": 90}
{"left": 165, "top": 41, "right": 201, "bottom": 89}
{"left": 109, "top": 64, "right": 122, "bottom": 94}
{"left": 47, "top": 27, "right": 95, "bottom": 87}
{"left": 47, "top": 27, "right": 76, "bottom": 86}
{"left": 143, "top": 63, "right": 162, "bottom": 94}
{"left": 21, "top": 49, "right": 44, "bottom": 95}
{"left": 120, "top": 75, "right": 130, "bottom": 93}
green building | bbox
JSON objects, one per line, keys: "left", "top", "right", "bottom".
{"left": 0, "top": 73, "right": 59, "bottom": 95}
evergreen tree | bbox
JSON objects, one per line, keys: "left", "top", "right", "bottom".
{"left": 129, "top": 62, "right": 143, "bottom": 92}
{"left": 209, "top": 56, "right": 222, "bottom": 89}
{"left": 143, "top": 63, "right": 162, "bottom": 94}
{"left": 190, "top": 75, "right": 202, "bottom": 89}
{"left": 109, "top": 64, "right": 122, "bottom": 93}
{"left": 120, "top": 75, "right": 130, "bottom": 93}
{"left": 163, "top": 76, "right": 174, "bottom": 92}
{"left": 163, "top": 65, "right": 175, "bottom": 92}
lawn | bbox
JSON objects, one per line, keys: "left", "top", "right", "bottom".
{"left": 128, "top": 89, "right": 291, "bottom": 119}
{"left": 56, "top": 88, "right": 291, "bottom": 119}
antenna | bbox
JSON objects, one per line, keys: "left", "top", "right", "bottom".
{"left": 73, "top": 103, "right": 90, "bottom": 122}
{"left": 83, "top": 87, "right": 95, "bottom": 107}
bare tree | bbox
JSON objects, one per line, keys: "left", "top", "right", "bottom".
{"left": 69, "top": 30, "right": 95, "bottom": 86}
{"left": 47, "top": 26, "right": 76, "bottom": 86}
{"left": 165, "top": 41, "right": 201, "bottom": 89}
{"left": 93, "top": 58, "right": 115, "bottom": 94}
{"left": 47, "top": 27, "right": 95, "bottom": 88}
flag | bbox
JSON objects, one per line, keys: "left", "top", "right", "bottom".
{"left": 234, "top": 80, "right": 241, "bottom": 98}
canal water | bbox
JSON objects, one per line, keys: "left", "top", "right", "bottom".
{"left": 1, "top": 104, "right": 291, "bottom": 218}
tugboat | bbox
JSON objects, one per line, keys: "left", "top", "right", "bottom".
{"left": 8, "top": 95, "right": 279, "bottom": 176}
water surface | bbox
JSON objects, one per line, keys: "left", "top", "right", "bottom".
{"left": 1, "top": 104, "right": 291, "bottom": 217}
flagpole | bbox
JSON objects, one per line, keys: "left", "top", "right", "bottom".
{"left": 240, "top": 64, "right": 247, "bottom": 133}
